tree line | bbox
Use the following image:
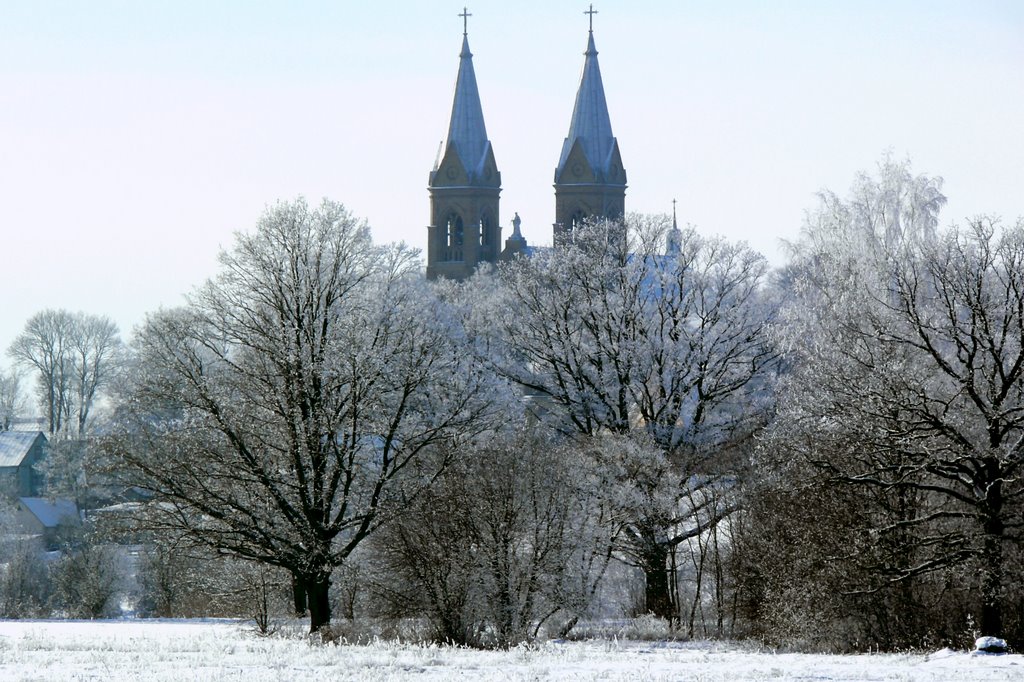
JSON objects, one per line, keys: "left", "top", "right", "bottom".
{"left": 3, "top": 157, "right": 1022, "bottom": 650}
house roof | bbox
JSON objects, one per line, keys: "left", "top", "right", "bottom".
{"left": 19, "top": 497, "right": 79, "bottom": 528}
{"left": 0, "top": 431, "right": 44, "bottom": 468}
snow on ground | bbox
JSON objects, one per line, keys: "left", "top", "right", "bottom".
{"left": 1, "top": 619, "right": 1022, "bottom": 681}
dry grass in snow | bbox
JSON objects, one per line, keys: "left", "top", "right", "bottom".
{"left": 1, "top": 619, "right": 1022, "bottom": 681}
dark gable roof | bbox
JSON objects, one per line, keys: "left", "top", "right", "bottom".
{"left": 0, "top": 431, "right": 45, "bottom": 468}
{"left": 19, "top": 497, "right": 79, "bottom": 528}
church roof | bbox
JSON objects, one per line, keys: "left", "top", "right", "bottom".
{"left": 556, "top": 30, "right": 618, "bottom": 180}
{"left": 442, "top": 34, "right": 491, "bottom": 179}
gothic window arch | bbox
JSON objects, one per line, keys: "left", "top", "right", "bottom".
{"left": 569, "top": 209, "right": 585, "bottom": 231}
{"left": 446, "top": 213, "right": 464, "bottom": 247}
{"left": 479, "top": 211, "right": 493, "bottom": 246}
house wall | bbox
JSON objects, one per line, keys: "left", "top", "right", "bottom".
{"left": 12, "top": 503, "right": 46, "bottom": 537}
{"left": 18, "top": 436, "right": 46, "bottom": 497}
{"left": 0, "top": 433, "right": 47, "bottom": 499}
{"left": 0, "top": 468, "right": 18, "bottom": 497}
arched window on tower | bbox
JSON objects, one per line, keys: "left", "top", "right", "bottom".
{"left": 446, "top": 213, "right": 464, "bottom": 247}
{"left": 479, "top": 213, "right": 492, "bottom": 247}
{"left": 569, "top": 209, "right": 585, "bottom": 231}
{"left": 442, "top": 213, "right": 464, "bottom": 261}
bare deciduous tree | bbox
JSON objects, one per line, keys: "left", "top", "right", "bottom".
{"left": 0, "top": 368, "right": 28, "bottom": 431}
{"left": 8, "top": 309, "right": 120, "bottom": 436}
{"left": 9, "top": 310, "right": 74, "bottom": 434}
{"left": 372, "top": 429, "right": 617, "bottom": 646}
{"left": 0, "top": 538, "right": 51, "bottom": 618}
{"left": 773, "top": 158, "right": 1024, "bottom": 641}
{"left": 68, "top": 314, "right": 121, "bottom": 436}
{"left": 49, "top": 538, "right": 121, "bottom": 619}
{"left": 111, "top": 198, "right": 498, "bottom": 633}
{"left": 469, "top": 215, "right": 776, "bottom": 622}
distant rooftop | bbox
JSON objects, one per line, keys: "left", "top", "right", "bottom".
{"left": 8, "top": 417, "right": 46, "bottom": 431}
{"left": 0, "top": 431, "right": 44, "bottom": 468}
{"left": 19, "top": 496, "right": 79, "bottom": 528}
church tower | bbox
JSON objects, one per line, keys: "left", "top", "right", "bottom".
{"left": 426, "top": 11, "right": 502, "bottom": 281}
{"left": 553, "top": 8, "right": 627, "bottom": 242}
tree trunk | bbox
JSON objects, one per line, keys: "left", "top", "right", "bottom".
{"left": 305, "top": 573, "right": 332, "bottom": 634}
{"left": 642, "top": 543, "right": 674, "bottom": 622}
{"left": 980, "top": 515, "right": 1004, "bottom": 637}
{"left": 291, "top": 574, "right": 308, "bottom": 617}
{"left": 687, "top": 536, "right": 707, "bottom": 638}
{"left": 556, "top": 615, "right": 579, "bottom": 639}
{"left": 979, "top": 458, "right": 1005, "bottom": 638}
{"left": 712, "top": 525, "right": 725, "bottom": 637}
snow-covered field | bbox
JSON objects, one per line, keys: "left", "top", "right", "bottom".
{"left": 1, "top": 620, "right": 1021, "bottom": 681}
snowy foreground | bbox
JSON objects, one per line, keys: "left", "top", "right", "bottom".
{"left": 1, "top": 620, "right": 1022, "bottom": 681}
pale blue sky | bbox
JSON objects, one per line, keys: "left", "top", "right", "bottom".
{"left": 2, "top": 1, "right": 1023, "bottom": 359}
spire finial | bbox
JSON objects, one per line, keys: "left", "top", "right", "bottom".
{"left": 585, "top": 4, "right": 598, "bottom": 32}
{"left": 672, "top": 198, "right": 678, "bottom": 228}
{"left": 459, "top": 7, "right": 472, "bottom": 36}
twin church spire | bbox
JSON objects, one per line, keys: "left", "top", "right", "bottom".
{"left": 425, "top": 11, "right": 502, "bottom": 281}
{"left": 426, "top": 6, "right": 627, "bottom": 280}
{"left": 553, "top": 10, "right": 627, "bottom": 241}
{"left": 445, "top": 26, "right": 492, "bottom": 184}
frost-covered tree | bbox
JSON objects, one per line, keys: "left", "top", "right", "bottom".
{"left": 67, "top": 314, "right": 122, "bottom": 436}
{"left": 0, "top": 538, "right": 51, "bottom": 618}
{"left": 8, "top": 310, "right": 120, "bottom": 435}
{"left": 49, "top": 537, "right": 121, "bottom": 619}
{"left": 372, "top": 428, "right": 618, "bottom": 646}
{"left": 769, "top": 159, "right": 1024, "bottom": 642}
{"left": 470, "top": 215, "right": 777, "bottom": 622}
{"left": 797, "top": 153, "right": 946, "bottom": 259}
{"left": 110, "top": 198, "right": 498, "bottom": 633}
{"left": 0, "top": 368, "right": 28, "bottom": 431}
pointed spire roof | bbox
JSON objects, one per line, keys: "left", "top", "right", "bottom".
{"left": 556, "top": 27, "right": 618, "bottom": 179}
{"left": 442, "top": 33, "right": 491, "bottom": 178}
{"left": 667, "top": 199, "right": 683, "bottom": 254}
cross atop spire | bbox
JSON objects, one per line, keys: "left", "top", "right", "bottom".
{"left": 585, "top": 4, "right": 598, "bottom": 33}
{"left": 459, "top": 7, "right": 472, "bottom": 36}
